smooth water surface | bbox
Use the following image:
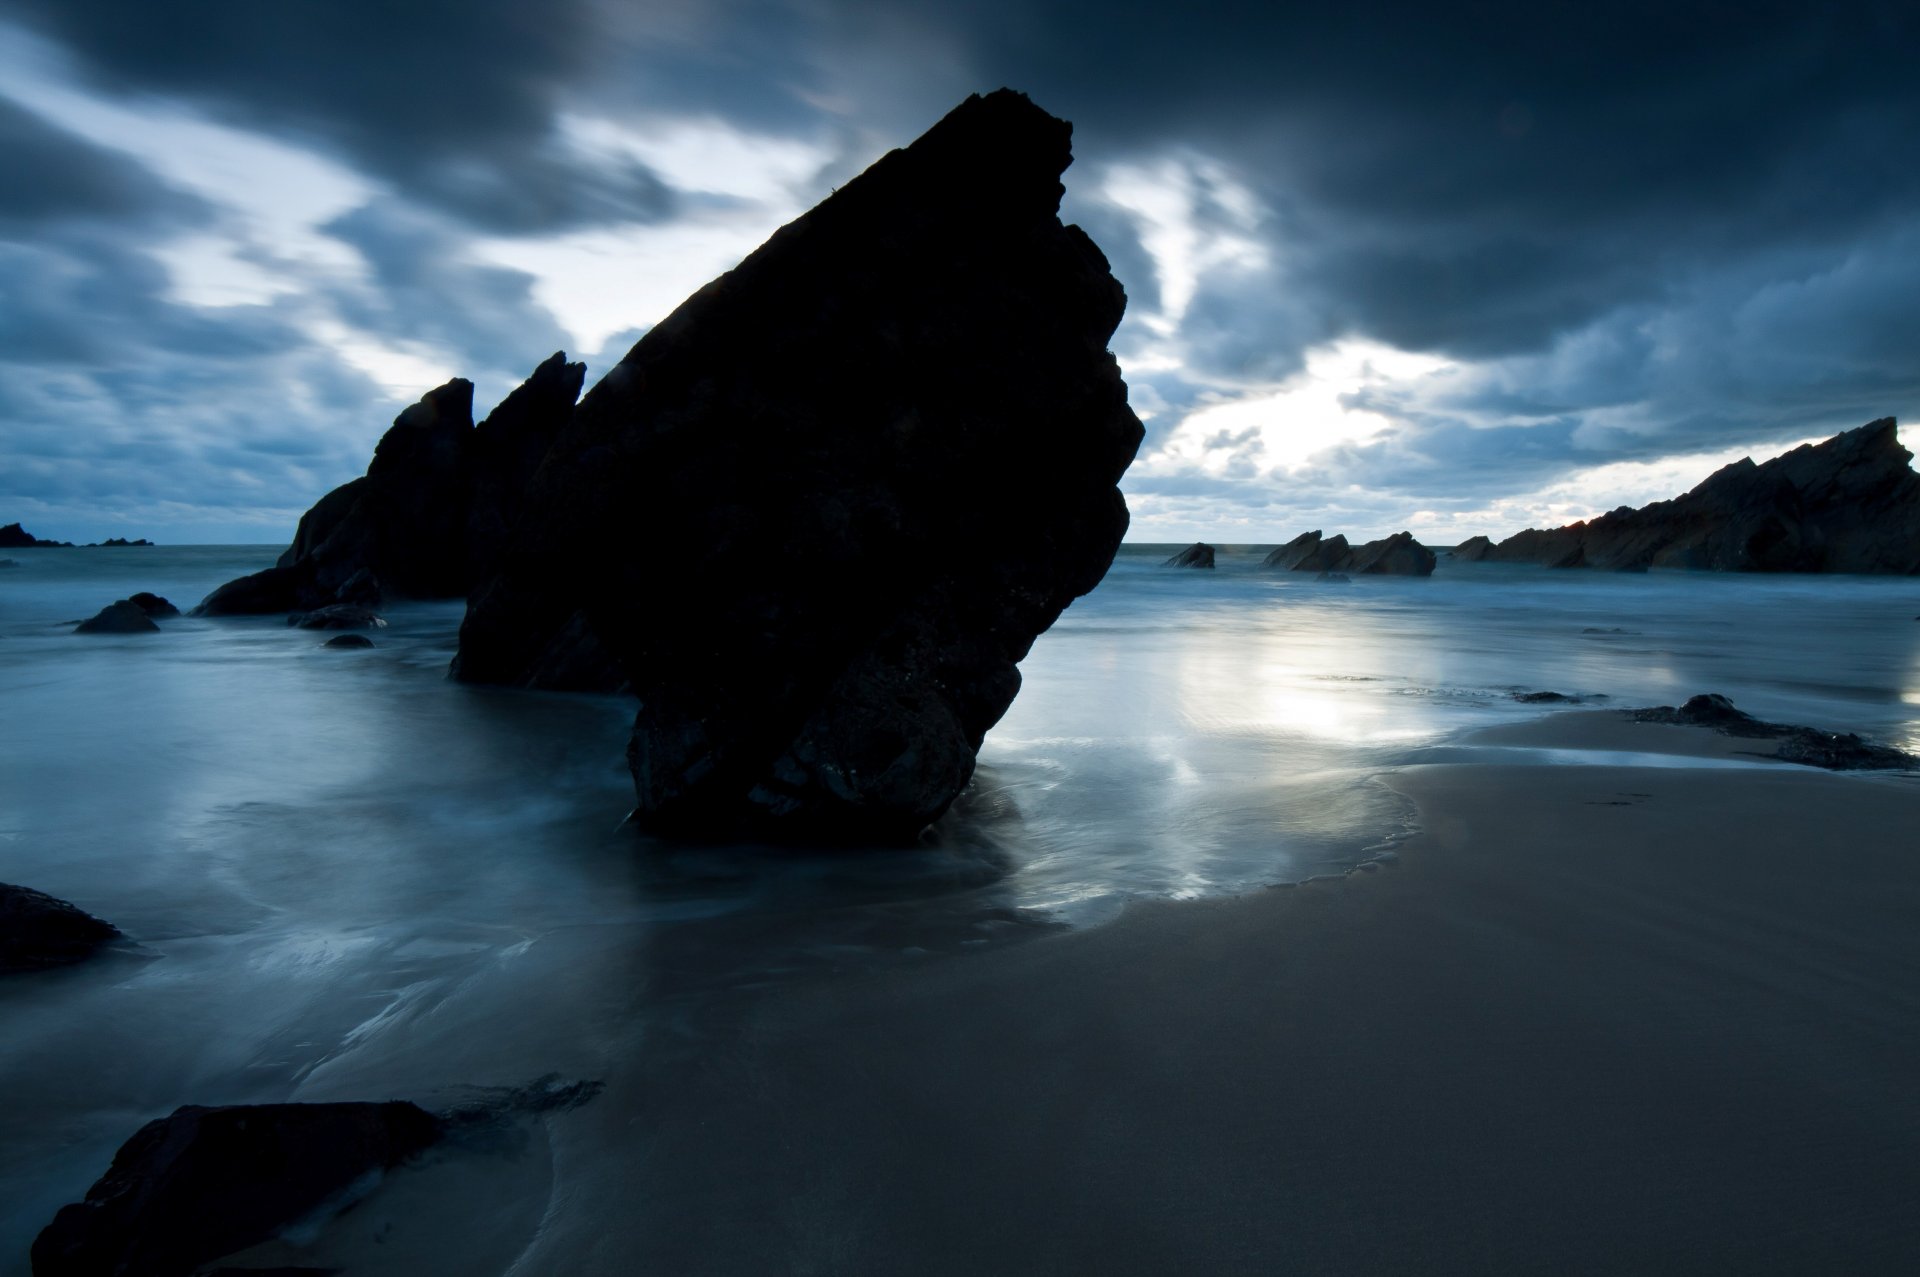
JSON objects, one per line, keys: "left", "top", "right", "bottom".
{"left": 2, "top": 543, "right": 1917, "bottom": 1270}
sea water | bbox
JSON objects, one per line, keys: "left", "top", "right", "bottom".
{"left": 2, "top": 542, "right": 1917, "bottom": 1269}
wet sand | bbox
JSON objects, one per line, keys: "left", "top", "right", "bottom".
{"left": 507, "top": 713, "right": 1920, "bottom": 1274}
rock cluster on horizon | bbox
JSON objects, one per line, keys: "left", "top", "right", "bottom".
{"left": 0, "top": 524, "right": 153, "bottom": 549}
{"left": 1263, "top": 530, "right": 1437, "bottom": 576}
{"left": 454, "top": 89, "right": 1143, "bottom": 840}
{"left": 193, "top": 353, "right": 586, "bottom": 615}
{"left": 1480, "top": 418, "right": 1920, "bottom": 572}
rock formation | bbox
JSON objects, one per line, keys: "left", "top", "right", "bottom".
{"left": 193, "top": 353, "right": 586, "bottom": 616}
{"left": 454, "top": 89, "right": 1143, "bottom": 839}
{"left": 1163, "top": 542, "right": 1215, "bottom": 568}
{"left": 126, "top": 593, "right": 178, "bottom": 617}
{"left": 0, "top": 523, "right": 71, "bottom": 548}
{"left": 1262, "top": 530, "right": 1437, "bottom": 576}
{"left": 1450, "top": 535, "right": 1495, "bottom": 561}
{"left": 32, "top": 1101, "right": 442, "bottom": 1277}
{"left": 0, "top": 884, "right": 120, "bottom": 972}
{"left": 1630, "top": 694, "right": 1918, "bottom": 770}
{"left": 287, "top": 604, "right": 386, "bottom": 630}
{"left": 73, "top": 601, "right": 160, "bottom": 634}
{"left": 1486, "top": 418, "right": 1920, "bottom": 572}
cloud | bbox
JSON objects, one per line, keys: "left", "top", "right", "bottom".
{"left": 0, "top": 92, "right": 207, "bottom": 232}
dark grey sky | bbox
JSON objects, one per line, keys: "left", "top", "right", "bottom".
{"left": 2, "top": 0, "right": 1915, "bottom": 541}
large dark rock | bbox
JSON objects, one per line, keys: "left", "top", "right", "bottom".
{"left": 286, "top": 604, "right": 386, "bottom": 631}
{"left": 32, "top": 1101, "right": 442, "bottom": 1277}
{"left": 1, "top": 884, "right": 120, "bottom": 973}
{"left": 1163, "top": 542, "right": 1215, "bottom": 569}
{"left": 0, "top": 523, "right": 71, "bottom": 548}
{"left": 454, "top": 90, "right": 1142, "bottom": 839}
{"left": 73, "top": 601, "right": 159, "bottom": 634}
{"left": 1262, "top": 530, "right": 1436, "bottom": 576}
{"left": 1487, "top": 418, "right": 1920, "bottom": 573}
{"left": 193, "top": 354, "right": 586, "bottom": 616}
{"left": 126, "top": 593, "right": 178, "bottom": 617}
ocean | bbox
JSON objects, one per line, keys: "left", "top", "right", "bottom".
{"left": 2, "top": 542, "right": 1917, "bottom": 1270}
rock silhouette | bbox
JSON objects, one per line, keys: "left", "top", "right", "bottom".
{"left": 1262, "top": 530, "right": 1436, "bottom": 576}
{"left": 1450, "top": 535, "right": 1495, "bottom": 561}
{"left": 1163, "top": 542, "right": 1215, "bottom": 568}
{"left": 194, "top": 354, "right": 586, "bottom": 616}
{"left": 0, "top": 523, "right": 70, "bottom": 548}
{"left": 32, "top": 1101, "right": 442, "bottom": 1277}
{"left": 74, "top": 601, "right": 160, "bottom": 634}
{"left": 0, "top": 884, "right": 120, "bottom": 972}
{"left": 455, "top": 90, "right": 1142, "bottom": 839}
{"left": 1485, "top": 418, "right": 1920, "bottom": 572}
{"left": 1630, "top": 693, "right": 1918, "bottom": 770}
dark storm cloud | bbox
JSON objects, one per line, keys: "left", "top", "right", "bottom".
{"left": 321, "top": 201, "right": 573, "bottom": 383}
{"left": 0, "top": 93, "right": 207, "bottom": 232}
{"left": 0, "top": 0, "right": 677, "bottom": 233}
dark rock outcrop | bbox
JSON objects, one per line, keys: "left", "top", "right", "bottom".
{"left": 74, "top": 601, "right": 160, "bottom": 634}
{"left": 323, "top": 633, "right": 375, "bottom": 649}
{"left": 194, "top": 354, "right": 587, "bottom": 617}
{"left": 91, "top": 538, "right": 153, "bottom": 547}
{"left": 1, "top": 523, "right": 71, "bottom": 548}
{"left": 1450, "top": 535, "right": 1495, "bottom": 561}
{"left": 127, "top": 593, "right": 178, "bottom": 618}
{"left": 32, "top": 1101, "right": 442, "bottom": 1277}
{"left": 1, "top": 884, "right": 120, "bottom": 972}
{"left": 1488, "top": 419, "right": 1920, "bottom": 573}
{"left": 454, "top": 90, "right": 1142, "bottom": 839}
{"left": 287, "top": 605, "right": 386, "bottom": 631}
{"left": 1513, "top": 691, "right": 1606, "bottom": 704}
{"left": 1262, "top": 530, "right": 1436, "bottom": 576}
{"left": 1630, "top": 694, "right": 1918, "bottom": 770}
{"left": 1163, "top": 542, "right": 1215, "bottom": 569}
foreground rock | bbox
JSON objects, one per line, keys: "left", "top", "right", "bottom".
{"left": 32, "top": 1101, "right": 442, "bottom": 1277}
{"left": 194, "top": 354, "right": 586, "bottom": 616}
{"left": 1163, "top": 542, "right": 1215, "bottom": 568}
{"left": 324, "top": 633, "right": 375, "bottom": 649}
{"left": 1262, "top": 530, "right": 1437, "bottom": 576}
{"left": 73, "top": 601, "right": 159, "bottom": 634}
{"left": 1487, "top": 419, "right": 1920, "bottom": 572}
{"left": 1630, "top": 694, "right": 1918, "bottom": 770}
{"left": 455, "top": 90, "right": 1142, "bottom": 839}
{"left": 126, "top": 592, "right": 178, "bottom": 617}
{"left": 1450, "top": 535, "right": 1495, "bottom": 561}
{"left": 1, "top": 884, "right": 120, "bottom": 972}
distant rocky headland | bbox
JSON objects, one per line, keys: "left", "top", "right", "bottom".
{"left": 1456, "top": 418, "right": 1920, "bottom": 573}
{"left": 0, "top": 524, "right": 152, "bottom": 548}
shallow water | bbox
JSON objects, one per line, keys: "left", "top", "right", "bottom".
{"left": 2, "top": 543, "right": 1917, "bottom": 1270}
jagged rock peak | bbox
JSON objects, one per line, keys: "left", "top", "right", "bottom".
{"left": 454, "top": 89, "right": 1143, "bottom": 840}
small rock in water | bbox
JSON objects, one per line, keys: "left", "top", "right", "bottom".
{"left": 1164, "top": 542, "right": 1216, "bottom": 569}
{"left": 32, "top": 1101, "right": 443, "bottom": 1277}
{"left": 323, "top": 633, "right": 375, "bottom": 649}
{"left": 1630, "top": 693, "right": 1919, "bottom": 770}
{"left": 1512, "top": 691, "right": 1606, "bottom": 704}
{"left": 0, "top": 883, "right": 120, "bottom": 972}
{"left": 73, "top": 600, "right": 160, "bottom": 634}
{"left": 0, "top": 558, "right": 16, "bottom": 568}
{"left": 287, "top": 604, "right": 387, "bottom": 630}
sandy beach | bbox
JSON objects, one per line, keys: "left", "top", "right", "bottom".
{"left": 492, "top": 711, "right": 1920, "bottom": 1274}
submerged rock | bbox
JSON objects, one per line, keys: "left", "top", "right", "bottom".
{"left": 194, "top": 354, "right": 586, "bottom": 617}
{"left": 1163, "top": 542, "right": 1215, "bottom": 569}
{"left": 287, "top": 605, "right": 386, "bottom": 631}
{"left": 455, "top": 90, "right": 1142, "bottom": 839}
{"left": 1513, "top": 690, "right": 1606, "bottom": 704}
{"left": 32, "top": 1101, "right": 442, "bottom": 1277}
{"left": 1630, "top": 694, "right": 1918, "bottom": 770}
{"left": 323, "top": 633, "right": 375, "bottom": 649}
{"left": 1487, "top": 419, "right": 1920, "bottom": 573}
{"left": 1263, "top": 530, "right": 1436, "bottom": 576}
{"left": 0, "top": 558, "right": 15, "bottom": 568}
{"left": 0, "top": 884, "right": 120, "bottom": 972}
{"left": 74, "top": 601, "right": 160, "bottom": 634}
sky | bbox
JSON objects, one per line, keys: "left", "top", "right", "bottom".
{"left": 1, "top": 1, "right": 1916, "bottom": 545}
